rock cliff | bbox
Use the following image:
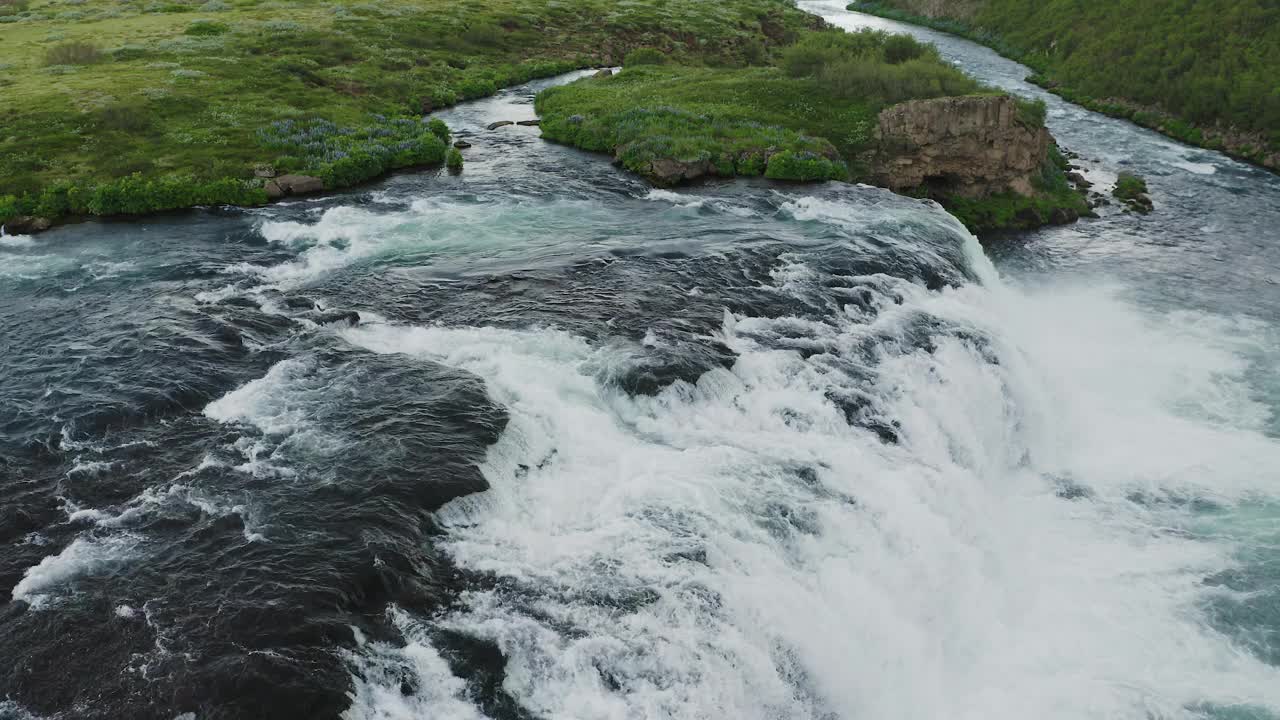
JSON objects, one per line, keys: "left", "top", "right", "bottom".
{"left": 865, "top": 94, "right": 1050, "bottom": 198}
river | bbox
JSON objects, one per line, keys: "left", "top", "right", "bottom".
{"left": 2, "top": 3, "right": 1279, "bottom": 719}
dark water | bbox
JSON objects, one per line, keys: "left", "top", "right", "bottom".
{"left": 2, "top": 6, "right": 1279, "bottom": 717}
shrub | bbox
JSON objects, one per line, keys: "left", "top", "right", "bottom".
{"left": 111, "top": 44, "right": 149, "bottom": 61}
{"left": 781, "top": 29, "right": 905, "bottom": 77}
{"left": 1015, "top": 98, "right": 1047, "bottom": 127}
{"left": 461, "top": 23, "right": 503, "bottom": 47}
{"left": 185, "top": 19, "right": 228, "bottom": 35}
{"left": 446, "top": 147, "right": 463, "bottom": 170}
{"left": 256, "top": 115, "right": 451, "bottom": 188}
{"left": 764, "top": 150, "right": 846, "bottom": 181}
{"left": 273, "top": 155, "right": 301, "bottom": 173}
{"left": 881, "top": 33, "right": 926, "bottom": 64}
{"left": 815, "top": 56, "right": 981, "bottom": 104}
{"left": 44, "top": 41, "right": 103, "bottom": 66}
{"left": 0, "top": 0, "right": 29, "bottom": 16}
{"left": 736, "top": 152, "right": 765, "bottom": 175}
{"left": 454, "top": 76, "right": 497, "bottom": 99}
{"left": 0, "top": 194, "right": 21, "bottom": 224}
{"left": 1113, "top": 172, "right": 1148, "bottom": 200}
{"left": 33, "top": 181, "right": 86, "bottom": 218}
{"left": 85, "top": 174, "right": 267, "bottom": 215}
{"left": 97, "top": 101, "right": 153, "bottom": 133}
{"left": 425, "top": 117, "right": 450, "bottom": 142}
{"left": 624, "top": 47, "right": 667, "bottom": 66}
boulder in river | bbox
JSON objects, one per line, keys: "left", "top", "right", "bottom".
{"left": 454, "top": 140, "right": 472, "bottom": 149}
{"left": 637, "top": 156, "right": 714, "bottom": 186}
{"left": 313, "top": 310, "right": 361, "bottom": 326}
{"left": 516, "top": 119, "right": 540, "bottom": 127}
{"left": 487, "top": 121, "right": 514, "bottom": 130}
{"left": 2, "top": 216, "right": 52, "bottom": 235}
{"left": 593, "top": 68, "right": 614, "bottom": 78}
{"left": 265, "top": 174, "right": 325, "bottom": 200}
{"left": 1066, "top": 171, "right": 1092, "bottom": 189}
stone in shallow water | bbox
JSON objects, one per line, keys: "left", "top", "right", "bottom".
{"left": 2, "top": 216, "right": 52, "bottom": 235}
{"left": 486, "top": 120, "right": 513, "bottom": 130}
{"left": 265, "top": 174, "right": 325, "bottom": 199}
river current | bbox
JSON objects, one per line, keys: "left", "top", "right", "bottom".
{"left": 2, "top": 3, "right": 1280, "bottom": 718}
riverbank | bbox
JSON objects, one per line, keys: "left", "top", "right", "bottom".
{"left": 535, "top": 32, "right": 1087, "bottom": 232}
{"left": 0, "top": 0, "right": 819, "bottom": 231}
{"left": 847, "top": 1, "right": 1280, "bottom": 174}
{"left": 1, "top": 0, "right": 1088, "bottom": 236}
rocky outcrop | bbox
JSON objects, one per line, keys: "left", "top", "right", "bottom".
{"left": 487, "top": 121, "right": 513, "bottom": 130}
{"left": 264, "top": 174, "right": 324, "bottom": 200}
{"left": 2, "top": 216, "right": 53, "bottom": 235}
{"left": 634, "top": 156, "right": 714, "bottom": 185}
{"left": 865, "top": 95, "right": 1050, "bottom": 198}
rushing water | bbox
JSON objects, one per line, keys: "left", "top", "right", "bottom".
{"left": 2, "top": 3, "right": 1280, "bottom": 717}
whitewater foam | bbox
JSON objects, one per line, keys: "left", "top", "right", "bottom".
{"left": 343, "top": 610, "right": 488, "bottom": 720}
{"left": 0, "top": 233, "right": 37, "bottom": 248}
{"left": 333, "top": 205, "right": 1280, "bottom": 718}
{"left": 12, "top": 535, "right": 138, "bottom": 609}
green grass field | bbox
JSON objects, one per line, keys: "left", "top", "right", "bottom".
{"left": 0, "top": 0, "right": 817, "bottom": 222}
{"left": 536, "top": 31, "right": 985, "bottom": 183}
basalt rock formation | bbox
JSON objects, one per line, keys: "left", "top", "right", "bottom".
{"left": 865, "top": 94, "right": 1050, "bottom": 198}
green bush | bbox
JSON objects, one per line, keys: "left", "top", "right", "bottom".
{"left": 272, "top": 155, "right": 301, "bottom": 173}
{"left": 97, "top": 101, "right": 153, "bottom": 133}
{"left": 881, "top": 33, "right": 927, "bottom": 64}
{"left": 85, "top": 174, "right": 267, "bottom": 216}
{"left": 426, "top": 117, "right": 450, "bottom": 142}
{"left": 44, "top": 41, "right": 103, "bottom": 66}
{"left": 779, "top": 29, "right": 981, "bottom": 103}
{"left": 1113, "top": 172, "right": 1148, "bottom": 200}
{"left": 782, "top": 29, "right": 910, "bottom": 77}
{"left": 536, "top": 67, "right": 856, "bottom": 185}
{"left": 446, "top": 147, "right": 463, "bottom": 170}
{"left": 256, "top": 115, "right": 451, "bottom": 188}
{"left": 764, "top": 150, "right": 845, "bottom": 181}
{"left": 4, "top": 175, "right": 268, "bottom": 223}
{"left": 624, "top": 47, "right": 667, "bottom": 66}
{"left": 454, "top": 75, "right": 498, "bottom": 99}
{"left": 0, "top": 194, "right": 21, "bottom": 224}
{"left": 185, "top": 20, "right": 229, "bottom": 35}
{"left": 318, "top": 152, "right": 383, "bottom": 188}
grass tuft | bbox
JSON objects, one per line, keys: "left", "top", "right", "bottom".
{"left": 43, "top": 40, "right": 103, "bottom": 65}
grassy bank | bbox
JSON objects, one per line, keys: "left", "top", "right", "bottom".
{"left": 536, "top": 30, "right": 1085, "bottom": 231}
{"left": 0, "top": 0, "right": 819, "bottom": 227}
{"left": 848, "top": 1, "right": 1280, "bottom": 171}
{"left": 537, "top": 30, "right": 979, "bottom": 184}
